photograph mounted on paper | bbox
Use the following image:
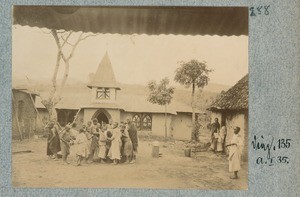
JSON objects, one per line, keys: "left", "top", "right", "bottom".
{"left": 12, "top": 6, "right": 248, "bottom": 189}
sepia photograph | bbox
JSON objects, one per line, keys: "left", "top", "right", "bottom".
{"left": 12, "top": 6, "right": 248, "bottom": 189}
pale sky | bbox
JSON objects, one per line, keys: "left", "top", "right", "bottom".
{"left": 12, "top": 25, "right": 248, "bottom": 87}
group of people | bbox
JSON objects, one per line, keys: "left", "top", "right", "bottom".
{"left": 46, "top": 117, "right": 138, "bottom": 166}
{"left": 210, "top": 118, "right": 244, "bottom": 179}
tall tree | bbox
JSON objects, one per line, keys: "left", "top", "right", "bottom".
{"left": 147, "top": 78, "right": 175, "bottom": 140}
{"left": 174, "top": 59, "right": 213, "bottom": 141}
{"left": 40, "top": 30, "right": 98, "bottom": 121}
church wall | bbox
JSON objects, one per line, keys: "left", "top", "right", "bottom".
{"left": 151, "top": 114, "right": 173, "bottom": 137}
{"left": 120, "top": 112, "right": 173, "bottom": 137}
{"left": 170, "top": 112, "right": 193, "bottom": 140}
{"left": 120, "top": 111, "right": 192, "bottom": 140}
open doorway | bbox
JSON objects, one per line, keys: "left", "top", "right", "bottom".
{"left": 93, "top": 109, "right": 111, "bottom": 125}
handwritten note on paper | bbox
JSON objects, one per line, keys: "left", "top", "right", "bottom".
{"left": 251, "top": 135, "right": 291, "bottom": 166}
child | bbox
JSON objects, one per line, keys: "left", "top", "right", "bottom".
{"left": 74, "top": 128, "right": 88, "bottom": 166}
{"left": 98, "top": 124, "right": 108, "bottom": 163}
{"left": 107, "top": 122, "right": 122, "bottom": 165}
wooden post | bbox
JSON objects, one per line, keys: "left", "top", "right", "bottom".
{"left": 29, "top": 119, "right": 32, "bottom": 140}
{"left": 71, "top": 108, "right": 81, "bottom": 125}
{"left": 164, "top": 104, "right": 167, "bottom": 140}
{"left": 11, "top": 91, "right": 23, "bottom": 141}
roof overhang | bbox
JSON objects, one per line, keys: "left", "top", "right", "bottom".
{"left": 13, "top": 6, "right": 248, "bottom": 36}
{"left": 207, "top": 107, "right": 248, "bottom": 112}
{"left": 12, "top": 88, "right": 39, "bottom": 96}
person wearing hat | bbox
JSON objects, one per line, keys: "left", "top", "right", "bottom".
{"left": 226, "top": 126, "right": 243, "bottom": 179}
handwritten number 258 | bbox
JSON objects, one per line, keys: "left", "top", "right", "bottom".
{"left": 250, "top": 5, "right": 270, "bottom": 17}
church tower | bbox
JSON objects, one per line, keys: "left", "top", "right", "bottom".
{"left": 87, "top": 52, "right": 120, "bottom": 103}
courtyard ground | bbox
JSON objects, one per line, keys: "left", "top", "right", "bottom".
{"left": 12, "top": 132, "right": 248, "bottom": 189}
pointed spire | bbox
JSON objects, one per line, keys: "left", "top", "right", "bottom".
{"left": 87, "top": 52, "right": 120, "bottom": 89}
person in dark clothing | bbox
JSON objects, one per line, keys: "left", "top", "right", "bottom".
{"left": 46, "top": 120, "right": 61, "bottom": 161}
{"left": 126, "top": 117, "right": 138, "bottom": 164}
{"left": 210, "top": 118, "right": 220, "bottom": 153}
{"left": 88, "top": 118, "right": 100, "bottom": 163}
{"left": 105, "top": 120, "right": 113, "bottom": 162}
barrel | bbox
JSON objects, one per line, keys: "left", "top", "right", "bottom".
{"left": 152, "top": 141, "right": 159, "bottom": 158}
{"left": 184, "top": 148, "right": 191, "bottom": 157}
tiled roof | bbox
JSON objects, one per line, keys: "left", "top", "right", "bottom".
{"left": 87, "top": 52, "right": 121, "bottom": 89}
{"left": 35, "top": 86, "right": 200, "bottom": 115}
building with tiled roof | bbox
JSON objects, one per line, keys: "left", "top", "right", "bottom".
{"left": 35, "top": 52, "right": 201, "bottom": 140}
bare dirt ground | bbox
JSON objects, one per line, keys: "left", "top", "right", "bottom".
{"left": 12, "top": 133, "right": 248, "bottom": 189}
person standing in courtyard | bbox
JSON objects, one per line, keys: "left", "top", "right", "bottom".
{"left": 107, "top": 122, "right": 122, "bottom": 165}
{"left": 85, "top": 121, "right": 93, "bottom": 161}
{"left": 60, "top": 124, "right": 74, "bottom": 164}
{"left": 98, "top": 123, "right": 108, "bottom": 163}
{"left": 73, "top": 128, "right": 88, "bottom": 166}
{"left": 126, "top": 117, "right": 138, "bottom": 164}
{"left": 226, "top": 126, "right": 243, "bottom": 179}
{"left": 105, "top": 119, "right": 113, "bottom": 158}
{"left": 217, "top": 124, "right": 227, "bottom": 153}
{"left": 121, "top": 122, "right": 133, "bottom": 163}
{"left": 210, "top": 118, "right": 220, "bottom": 153}
{"left": 46, "top": 120, "right": 61, "bottom": 161}
{"left": 88, "top": 118, "right": 100, "bottom": 163}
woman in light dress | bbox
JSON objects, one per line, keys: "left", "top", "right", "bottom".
{"left": 226, "top": 126, "right": 243, "bottom": 179}
{"left": 85, "top": 121, "right": 92, "bottom": 158}
{"left": 73, "top": 128, "right": 89, "bottom": 166}
{"left": 107, "top": 122, "right": 122, "bottom": 165}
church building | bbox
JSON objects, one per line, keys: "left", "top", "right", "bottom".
{"left": 36, "top": 52, "right": 197, "bottom": 140}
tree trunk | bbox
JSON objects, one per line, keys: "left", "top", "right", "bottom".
{"left": 57, "top": 60, "right": 69, "bottom": 99}
{"left": 191, "top": 83, "right": 196, "bottom": 141}
{"left": 47, "top": 105, "right": 57, "bottom": 121}
{"left": 164, "top": 104, "right": 167, "bottom": 140}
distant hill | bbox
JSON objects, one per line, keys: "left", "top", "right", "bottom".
{"left": 203, "top": 83, "right": 230, "bottom": 93}
{"left": 13, "top": 77, "right": 229, "bottom": 110}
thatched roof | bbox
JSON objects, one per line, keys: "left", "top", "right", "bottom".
{"left": 13, "top": 6, "right": 248, "bottom": 36}
{"left": 87, "top": 52, "right": 121, "bottom": 89}
{"left": 12, "top": 87, "right": 39, "bottom": 96}
{"left": 208, "top": 74, "right": 248, "bottom": 111}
